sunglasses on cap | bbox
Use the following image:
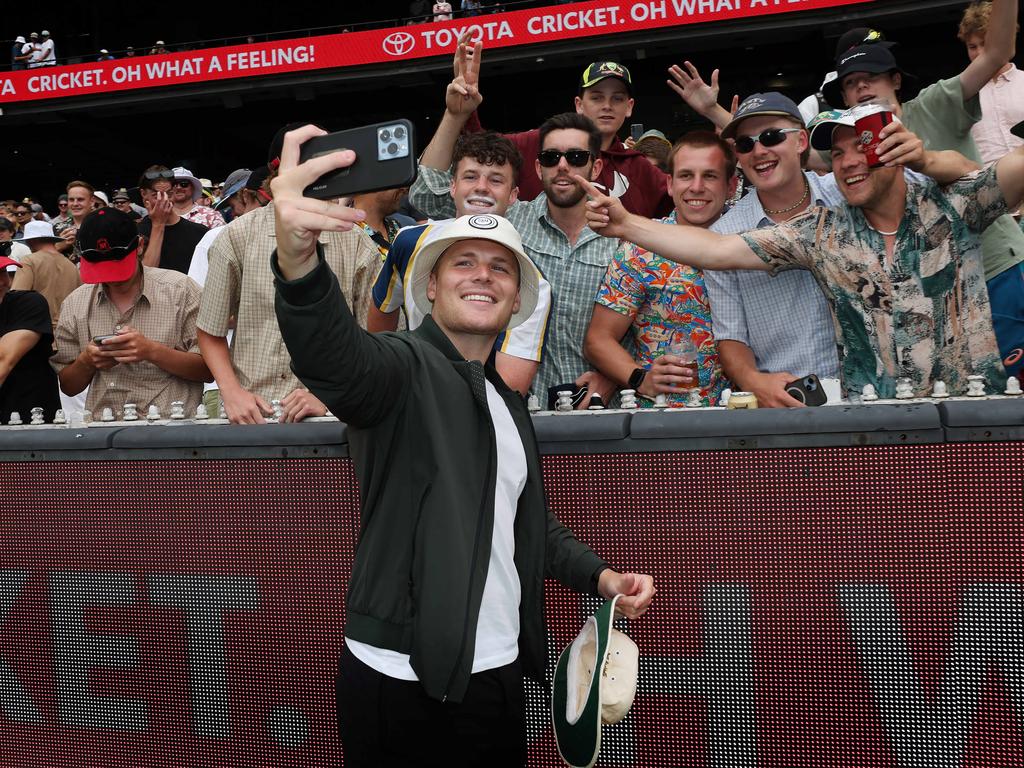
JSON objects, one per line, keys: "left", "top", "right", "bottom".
{"left": 538, "top": 149, "right": 594, "bottom": 168}
{"left": 733, "top": 127, "right": 802, "bottom": 154}
{"left": 143, "top": 169, "right": 175, "bottom": 181}
{"left": 80, "top": 235, "right": 140, "bottom": 262}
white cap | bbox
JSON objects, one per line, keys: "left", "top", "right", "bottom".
{"left": 41, "top": 30, "right": 49, "bottom": 37}
{"left": 21, "top": 220, "right": 63, "bottom": 243}
{"left": 155, "top": 40, "right": 165, "bottom": 45}
{"left": 93, "top": 190, "right": 110, "bottom": 206}
{"left": 407, "top": 214, "right": 540, "bottom": 331}
{"left": 15, "top": 36, "right": 25, "bottom": 44}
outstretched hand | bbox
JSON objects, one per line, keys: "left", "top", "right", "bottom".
{"left": 667, "top": 61, "right": 720, "bottom": 115}
{"left": 598, "top": 569, "right": 656, "bottom": 620}
{"left": 270, "top": 124, "right": 366, "bottom": 280}
{"left": 574, "top": 175, "right": 633, "bottom": 239}
{"left": 446, "top": 32, "right": 482, "bottom": 117}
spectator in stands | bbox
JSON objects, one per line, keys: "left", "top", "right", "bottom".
{"left": 170, "top": 167, "right": 225, "bottom": 229}
{"left": 55, "top": 194, "right": 68, "bottom": 220}
{"left": 11, "top": 220, "right": 81, "bottom": 332}
{"left": 92, "top": 191, "right": 110, "bottom": 210}
{"left": 270, "top": 125, "right": 654, "bottom": 767}
{"left": 584, "top": 131, "right": 734, "bottom": 407}
{"left": 124, "top": 46, "right": 136, "bottom": 58}
{"left": 52, "top": 180, "right": 94, "bottom": 261}
{"left": 112, "top": 189, "right": 141, "bottom": 221}
{"left": 150, "top": 41, "right": 169, "bottom": 55}
{"left": 372, "top": 131, "right": 553, "bottom": 395}
{"left": 351, "top": 187, "right": 415, "bottom": 261}
{"left": 462, "top": 0, "right": 482, "bottom": 16}
{"left": 462, "top": 41, "right": 670, "bottom": 217}
{"left": 0, "top": 254, "right": 61, "bottom": 424}
{"left": 10, "top": 202, "right": 32, "bottom": 238}
{"left": 408, "top": 0, "right": 430, "bottom": 23}
{"left": 11, "top": 36, "right": 29, "bottom": 70}
{"left": 97, "top": 49, "right": 114, "bottom": 61}
{"left": 630, "top": 130, "right": 673, "bottom": 172}
{"left": 137, "top": 165, "right": 208, "bottom": 274}
{"left": 196, "top": 124, "right": 381, "bottom": 424}
{"left": 958, "top": 1, "right": 1024, "bottom": 166}
{"left": 821, "top": 2, "right": 1024, "bottom": 377}
{"left": 23, "top": 33, "right": 40, "bottom": 68}
{"left": 0, "top": 218, "right": 30, "bottom": 263}
{"left": 31, "top": 30, "right": 55, "bottom": 67}
{"left": 433, "top": 1, "right": 453, "bottom": 21}
{"left": 581, "top": 110, "right": 1007, "bottom": 400}
{"left": 54, "top": 208, "right": 209, "bottom": 420}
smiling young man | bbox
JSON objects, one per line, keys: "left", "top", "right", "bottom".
{"left": 823, "top": 1, "right": 1024, "bottom": 377}
{"left": 584, "top": 130, "right": 733, "bottom": 407}
{"left": 269, "top": 124, "right": 655, "bottom": 766}
{"left": 369, "top": 130, "right": 552, "bottom": 395}
{"left": 580, "top": 110, "right": 1024, "bottom": 400}
{"left": 52, "top": 180, "right": 95, "bottom": 261}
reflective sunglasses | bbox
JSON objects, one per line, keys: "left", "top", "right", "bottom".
{"left": 143, "top": 169, "right": 175, "bottom": 180}
{"left": 733, "top": 127, "right": 802, "bottom": 154}
{"left": 172, "top": 180, "right": 194, "bottom": 189}
{"left": 538, "top": 149, "right": 594, "bottom": 168}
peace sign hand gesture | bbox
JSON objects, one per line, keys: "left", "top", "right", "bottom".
{"left": 445, "top": 32, "right": 483, "bottom": 118}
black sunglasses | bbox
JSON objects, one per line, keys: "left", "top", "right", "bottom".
{"left": 538, "top": 149, "right": 594, "bottom": 168}
{"left": 733, "top": 127, "right": 802, "bottom": 154}
{"left": 172, "top": 180, "right": 194, "bottom": 189}
{"left": 14, "top": 210, "right": 30, "bottom": 216}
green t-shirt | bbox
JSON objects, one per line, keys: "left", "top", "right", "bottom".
{"left": 903, "top": 76, "right": 1024, "bottom": 280}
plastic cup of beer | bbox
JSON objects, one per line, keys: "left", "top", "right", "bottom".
{"left": 666, "top": 337, "right": 699, "bottom": 391}
{"left": 853, "top": 103, "right": 894, "bottom": 168}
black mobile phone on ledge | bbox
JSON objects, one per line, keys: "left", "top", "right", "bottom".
{"left": 785, "top": 374, "right": 828, "bottom": 407}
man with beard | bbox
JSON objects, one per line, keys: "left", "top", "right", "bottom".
{"left": 579, "top": 112, "right": 1024, "bottom": 400}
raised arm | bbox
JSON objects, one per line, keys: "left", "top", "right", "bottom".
{"left": 666, "top": 61, "right": 734, "bottom": 131}
{"left": 420, "top": 35, "right": 483, "bottom": 172}
{"left": 577, "top": 176, "right": 768, "bottom": 272}
{"left": 959, "top": 0, "right": 1018, "bottom": 100}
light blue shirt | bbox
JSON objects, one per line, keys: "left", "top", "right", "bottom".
{"left": 706, "top": 172, "right": 843, "bottom": 379}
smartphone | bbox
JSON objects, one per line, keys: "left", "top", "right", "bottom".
{"left": 93, "top": 334, "right": 118, "bottom": 345}
{"left": 785, "top": 374, "right": 828, "bottom": 407}
{"left": 299, "top": 120, "right": 417, "bottom": 200}
{"left": 630, "top": 123, "right": 644, "bottom": 142}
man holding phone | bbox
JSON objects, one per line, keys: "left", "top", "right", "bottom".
{"left": 580, "top": 111, "right": 1024, "bottom": 399}
{"left": 54, "top": 207, "right": 210, "bottom": 418}
{"left": 269, "top": 125, "right": 655, "bottom": 765}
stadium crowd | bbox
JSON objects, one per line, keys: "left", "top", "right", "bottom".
{"left": 1, "top": 0, "right": 1023, "bottom": 426}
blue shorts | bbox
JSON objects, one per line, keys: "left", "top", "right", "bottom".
{"left": 988, "top": 261, "right": 1024, "bottom": 378}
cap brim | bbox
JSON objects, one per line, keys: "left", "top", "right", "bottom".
{"left": 214, "top": 180, "right": 247, "bottom": 210}
{"left": 721, "top": 111, "right": 803, "bottom": 140}
{"left": 809, "top": 117, "right": 856, "bottom": 151}
{"left": 408, "top": 226, "right": 540, "bottom": 332}
{"left": 0, "top": 257, "right": 22, "bottom": 270}
{"left": 552, "top": 596, "right": 620, "bottom": 768}
{"left": 79, "top": 250, "right": 138, "bottom": 284}
{"left": 23, "top": 236, "right": 64, "bottom": 245}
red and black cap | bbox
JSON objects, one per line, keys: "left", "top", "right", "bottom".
{"left": 76, "top": 208, "right": 141, "bottom": 284}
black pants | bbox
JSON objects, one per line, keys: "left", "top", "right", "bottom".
{"left": 336, "top": 643, "right": 527, "bottom": 767}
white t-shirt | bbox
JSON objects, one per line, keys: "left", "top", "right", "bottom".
{"left": 347, "top": 379, "right": 527, "bottom": 679}
{"left": 33, "top": 38, "right": 54, "bottom": 66}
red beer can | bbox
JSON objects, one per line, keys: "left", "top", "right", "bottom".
{"left": 852, "top": 103, "right": 894, "bottom": 168}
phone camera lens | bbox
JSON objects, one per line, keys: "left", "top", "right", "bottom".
{"left": 380, "top": 129, "right": 392, "bottom": 142}
{"left": 394, "top": 126, "right": 406, "bottom": 139}
{"left": 387, "top": 142, "right": 399, "bottom": 155}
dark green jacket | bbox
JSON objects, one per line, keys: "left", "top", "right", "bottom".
{"left": 273, "top": 252, "right": 608, "bottom": 703}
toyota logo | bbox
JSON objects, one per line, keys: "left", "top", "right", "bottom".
{"left": 382, "top": 32, "right": 416, "bottom": 57}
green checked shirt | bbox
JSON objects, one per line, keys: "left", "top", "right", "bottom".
{"left": 411, "top": 165, "right": 618, "bottom": 399}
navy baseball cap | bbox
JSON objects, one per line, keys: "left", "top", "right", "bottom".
{"left": 823, "top": 44, "right": 915, "bottom": 107}
{"left": 721, "top": 92, "right": 805, "bottom": 140}
{"left": 580, "top": 61, "right": 633, "bottom": 95}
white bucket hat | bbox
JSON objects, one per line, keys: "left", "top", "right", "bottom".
{"left": 552, "top": 595, "right": 640, "bottom": 768}
{"left": 171, "top": 166, "right": 203, "bottom": 202}
{"left": 407, "top": 214, "right": 540, "bottom": 331}
{"left": 21, "top": 220, "right": 63, "bottom": 244}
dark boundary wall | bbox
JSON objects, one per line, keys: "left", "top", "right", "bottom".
{"left": 0, "top": 401, "right": 1022, "bottom": 766}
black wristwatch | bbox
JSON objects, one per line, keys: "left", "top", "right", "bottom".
{"left": 628, "top": 367, "right": 647, "bottom": 390}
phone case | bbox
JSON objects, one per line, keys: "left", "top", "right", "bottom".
{"left": 299, "top": 120, "right": 418, "bottom": 200}
{"left": 785, "top": 374, "right": 828, "bottom": 407}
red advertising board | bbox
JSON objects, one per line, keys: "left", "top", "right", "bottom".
{"left": 0, "top": 0, "right": 874, "bottom": 104}
{"left": 0, "top": 442, "right": 1021, "bottom": 766}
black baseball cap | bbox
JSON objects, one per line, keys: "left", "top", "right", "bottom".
{"left": 721, "top": 92, "right": 805, "bottom": 140}
{"left": 579, "top": 61, "right": 633, "bottom": 95}
{"left": 823, "top": 44, "right": 915, "bottom": 107}
{"left": 834, "top": 27, "right": 896, "bottom": 58}
{"left": 76, "top": 208, "right": 141, "bottom": 284}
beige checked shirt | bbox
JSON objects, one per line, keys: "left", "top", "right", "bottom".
{"left": 196, "top": 202, "right": 379, "bottom": 402}
{"left": 53, "top": 266, "right": 205, "bottom": 416}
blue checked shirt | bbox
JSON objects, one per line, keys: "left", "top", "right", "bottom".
{"left": 411, "top": 165, "right": 618, "bottom": 398}
{"left": 706, "top": 172, "right": 843, "bottom": 379}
